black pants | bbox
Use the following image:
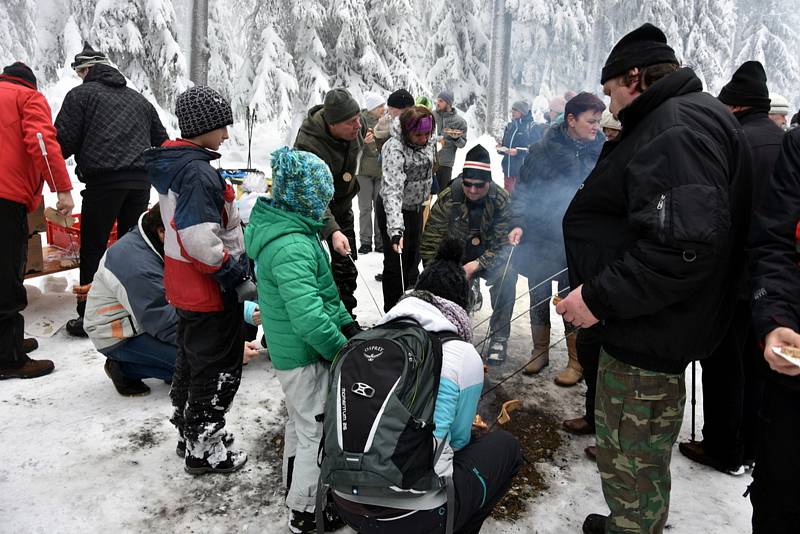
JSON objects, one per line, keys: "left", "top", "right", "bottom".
{"left": 750, "top": 382, "right": 800, "bottom": 533}
{"left": 376, "top": 196, "right": 423, "bottom": 312}
{"left": 78, "top": 187, "right": 150, "bottom": 315}
{"left": 326, "top": 200, "right": 358, "bottom": 317}
{"left": 0, "top": 199, "right": 29, "bottom": 367}
{"left": 577, "top": 330, "right": 601, "bottom": 427}
{"left": 700, "top": 300, "right": 759, "bottom": 467}
{"left": 435, "top": 166, "right": 453, "bottom": 193}
{"left": 170, "top": 295, "right": 244, "bottom": 455}
{"left": 336, "top": 430, "right": 523, "bottom": 534}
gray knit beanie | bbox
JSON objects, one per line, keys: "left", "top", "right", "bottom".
{"left": 323, "top": 88, "right": 361, "bottom": 124}
{"left": 437, "top": 89, "right": 454, "bottom": 107}
{"left": 175, "top": 86, "right": 233, "bottom": 139}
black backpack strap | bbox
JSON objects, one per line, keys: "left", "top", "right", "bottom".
{"left": 445, "top": 475, "right": 455, "bottom": 534}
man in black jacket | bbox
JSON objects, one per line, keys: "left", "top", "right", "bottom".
{"left": 55, "top": 43, "right": 168, "bottom": 337}
{"left": 556, "top": 24, "right": 752, "bottom": 534}
{"left": 679, "top": 61, "right": 785, "bottom": 476}
{"left": 748, "top": 128, "right": 800, "bottom": 534}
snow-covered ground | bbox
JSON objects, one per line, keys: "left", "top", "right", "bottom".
{"left": 2, "top": 144, "right": 752, "bottom": 534}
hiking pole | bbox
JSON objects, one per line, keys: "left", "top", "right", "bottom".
{"left": 347, "top": 254, "right": 382, "bottom": 316}
{"left": 691, "top": 360, "right": 697, "bottom": 442}
{"left": 471, "top": 267, "right": 569, "bottom": 330}
{"left": 480, "top": 245, "right": 515, "bottom": 357}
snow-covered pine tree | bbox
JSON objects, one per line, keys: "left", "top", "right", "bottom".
{"left": 0, "top": 0, "right": 37, "bottom": 67}
{"left": 424, "top": 0, "right": 490, "bottom": 120}
{"left": 288, "top": 0, "right": 330, "bottom": 109}
{"left": 734, "top": 0, "right": 800, "bottom": 109}
{"left": 368, "top": 0, "right": 425, "bottom": 96}
{"left": 77, "top": 0, "right": 189, "bottom": 107}
{"left": 684, "top": 0, "right": 736, "bottom": 93}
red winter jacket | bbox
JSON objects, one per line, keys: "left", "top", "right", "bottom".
{"left": 0, "top": 75, "right": 72, "bottom": 212}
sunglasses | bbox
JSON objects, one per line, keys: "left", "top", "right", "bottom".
{"left": 462, "top": 180, "right": 488, "bottom": 189}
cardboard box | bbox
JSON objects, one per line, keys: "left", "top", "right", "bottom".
{"left": 25, "top": 233, "right": 44, "bottom": 274}
{"left": 27, "top": 202, "right": 46, "bottom": 235}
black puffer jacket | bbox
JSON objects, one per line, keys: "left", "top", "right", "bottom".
{"left": 499, "top": 111, "right": 537, "bottom": 177}
{"left": 511, "top": 122, "right": 603, "bottom": 281}
{"left": 750, "top": 129, "right": 800, "bottom": 392}
{"left": 735, "top": 108, "right": 785, "bottom": 210}
{"left": 55, "top": 64, "right": 168, "bottom": 187}
{"left": 563, "top": 68, "right": 752, "bottom": 373}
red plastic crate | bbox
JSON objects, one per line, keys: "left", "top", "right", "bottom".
{"left": 46, "top": 213, "right": 118, "bottom": 251}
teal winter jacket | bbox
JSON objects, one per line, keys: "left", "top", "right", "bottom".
{"left": 244, "top": 198, "right": 351, "bottom": 370}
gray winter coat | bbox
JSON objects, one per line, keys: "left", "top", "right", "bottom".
{"left": 380, "top": 120, "right": 437, "bottom": 237}
{"left": 433, "top": 108, "right": 468, "bottom": 167}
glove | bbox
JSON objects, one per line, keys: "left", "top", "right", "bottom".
{"left": 213, "top": 254, "right": 252, "bottom": 292}
{"left": 235, "top": 279, "right": 258, "bottom": 303}
{"left": 390, "top": 234, "right": 402, "bottom": 247}
{"left": 341, "top": 321, "right": 363, "bottom": 339}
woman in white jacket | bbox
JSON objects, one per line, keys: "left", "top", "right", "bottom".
{"left": 376, "top": 105, "right": 437, "bottom": 311}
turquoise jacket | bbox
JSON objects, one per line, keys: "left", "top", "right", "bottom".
{"left": 244, "top": 198, "right": 351, "bottom": 370}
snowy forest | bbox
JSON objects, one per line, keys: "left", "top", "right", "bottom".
{"left": 2, "top": 0, "right": 799, "bottom": 143}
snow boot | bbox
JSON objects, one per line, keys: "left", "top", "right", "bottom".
{"left": 523, "top": 325, "right": 550, "bottom": 375}
{"left": 176, "top": 430, "right": 234, "bottom": 458}
{"left": 104, "top": 359, "right": 150, "bottom": 397}
{"left": 66, "top": 317, "right": 88, "bottom": 337}
{"left": 22, "top": 338, "right": 38, "bottom": 353}
{"left": 563, "top": 417, "right": 595, "bottom": 435}
{"left": 554, "top": 333, "right": 582, "bottom": 387}
{"left": 486, "top": 337, "right": 508, "bottom": 366}
{"left": 582, "top": 514, "right": 607, "bottom": 534}
{"left": 184, "top": 448, "right": 247, "bottom": 475}
{"left": 678, "top": 440, "right": 745, "bottom": 476}
{"left": 0, "top": 357, "right": 54, "bottom": 379}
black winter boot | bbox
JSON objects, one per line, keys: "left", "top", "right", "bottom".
{"left": 582, "top": 514, "right": 607, "bottom": 534}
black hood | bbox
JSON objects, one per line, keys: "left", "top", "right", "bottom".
{"left": 84, "top": 63, "right": 126, "bottom": 88}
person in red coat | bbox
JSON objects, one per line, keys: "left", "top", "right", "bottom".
{"left": 0, "top": 62, "right": 74, "bottom": 380}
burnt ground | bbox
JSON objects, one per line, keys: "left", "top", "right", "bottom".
{"left": 476, "top": 384, "right": 564, "bottom": 522}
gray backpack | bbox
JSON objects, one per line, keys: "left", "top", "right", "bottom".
{"left": 316, "top": 318, "right": 459, "bottom": 532}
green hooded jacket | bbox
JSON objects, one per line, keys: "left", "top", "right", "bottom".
{"left": 244, "top": 198, "right": 351, "bottom": 370}
{"left": 294, "top": 104, "right": 364, "bottom": 237}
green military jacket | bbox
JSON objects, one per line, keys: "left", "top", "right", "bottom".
{"left": 294, "top": 104, "right": 364, "bottom": 237}
{"left": 420, "top": 176, "right": 512, "bottom": 278}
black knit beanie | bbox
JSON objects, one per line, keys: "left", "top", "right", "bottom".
{"left": 718, "top": 61, "right": 771, "bottom": 111}
{"left": 601, "top": 23, "right": 678, "bottom": 84}
{"left": 1, "top": 62, "right": 37, "bottom": 88}
{"left": 462, "top": 145, "right": 492, "bottom": 182}
{"left": 415, "top": 238, "right": 470, "bottom": 311}
{"left": 322, "top": 88, "right": 360, "bottom": 124}
{"left": 387, "top": 88, "right": 415, "bottom": 109}
{"left": 175, "top": 86, "right": 233, "bottom": 139}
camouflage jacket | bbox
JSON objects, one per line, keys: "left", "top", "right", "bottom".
{"left": 421, "top": 176, "right": 511, "bottom": 276}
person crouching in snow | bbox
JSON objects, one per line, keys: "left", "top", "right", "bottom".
{"left": 334, "top": 238, "right": 523, "bottom": 534}
{"left": 144, "top": 86, "right": 256, "bottom": 475}
{"left": 245, "top": 147, "right": 357, "bottom": 533}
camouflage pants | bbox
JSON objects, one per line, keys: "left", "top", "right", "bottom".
{"left": 595, "top": 350, "right": 686, "bottom": 534}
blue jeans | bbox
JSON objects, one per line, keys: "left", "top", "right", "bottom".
{"left": 105, "top": 334, "right": 176, "bottom": 381}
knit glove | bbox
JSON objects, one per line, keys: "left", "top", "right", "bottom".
{"left": 213, "top": 254, "right": 252, "bottom": 293}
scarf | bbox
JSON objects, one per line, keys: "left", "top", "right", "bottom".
{"left": 405, "top": 290, "right": 473, "bottom": 342}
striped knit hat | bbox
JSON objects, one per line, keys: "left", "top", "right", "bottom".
{"left": 71, "top": 42, "right": 111, "bottom": 70}
{"left": 462, "top": 144, "right": 492, "bottom": 182}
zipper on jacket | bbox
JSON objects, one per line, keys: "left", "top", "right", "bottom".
{"left": 472, "top": 467, "right": 488, "bottom": 508}
{"left": 656, "top": 194, "right": 666, "bottom": 242}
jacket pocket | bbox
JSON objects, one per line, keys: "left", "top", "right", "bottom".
{"left": 666, "top": 184, "right": 730, "bottom": 247}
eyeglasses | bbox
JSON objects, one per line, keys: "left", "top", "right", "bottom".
{"left": 462, "top": 180, "right": 488, "bottom": 190}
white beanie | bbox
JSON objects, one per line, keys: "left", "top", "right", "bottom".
{"left": 770, "top": 93, "right": 790, "bottom": 116}
{"left": 363, "top": 91, "right": 385, "bottom": 112}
